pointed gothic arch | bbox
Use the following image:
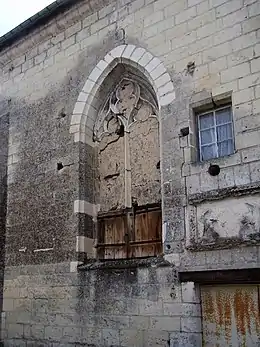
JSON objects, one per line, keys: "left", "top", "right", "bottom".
{"left": 69, "top": 44, "right": 175, "bottom": 145}
{"left": 71, "top": 45, "right": 175, "bottom": 262}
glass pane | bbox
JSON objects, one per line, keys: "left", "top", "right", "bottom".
{"left": 216, "top": 107, "right": 231, "bottom": 125}
{"left": 200, "top": 128, "right": 216, "bottom": 145}
{"left": 217, "top": 124, "right": 233, "bottom": 142}
{"left": 201, "top": 144, "right": 217, "bottom": 161}
{"left": 199, "top": 112, "right": 214, "bottom": 130}
{"left": 218, "top": 140, "right": 234, "bottom": 157}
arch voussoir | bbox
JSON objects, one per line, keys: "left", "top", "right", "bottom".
{"left": 70, "top": 44, "right": 175, "bottom": 143}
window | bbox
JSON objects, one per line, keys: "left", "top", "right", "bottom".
{"left": 198, "top": 105, "right": 234, "bottom": 161}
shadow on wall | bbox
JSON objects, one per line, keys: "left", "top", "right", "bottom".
{"left": 0, "top": 112, "right": 9, "bottom": 344}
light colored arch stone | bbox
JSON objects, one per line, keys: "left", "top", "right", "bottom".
{"left": 70, "top": 44, "right": 175, "bottom": 144}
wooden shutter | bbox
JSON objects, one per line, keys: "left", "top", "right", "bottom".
{"left": 130, "top": 207, "right": 162, "bottom": 258}
{"left": 97, "top": 213, "right": 127, "bottom": 260}
{"left": 96, "top": 204, "right": 162, "bottom": 260}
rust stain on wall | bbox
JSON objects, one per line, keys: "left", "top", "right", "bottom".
{"left": 201, "top": 285, "right": 260, "bottom": 347}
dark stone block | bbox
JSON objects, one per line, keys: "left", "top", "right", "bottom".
{"left": 78, "top": 213, "right": 95, "bottom": 238}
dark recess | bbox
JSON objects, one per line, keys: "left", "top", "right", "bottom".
{"left": 180, "top": 268, "right": 260, "bottom": 284}
{"left": 208, "top": 164, "right": 220, "bottom": 176}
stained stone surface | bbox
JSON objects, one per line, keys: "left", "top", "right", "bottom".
{"left": 0, "top": 0, "right": 260, "bottom": 345}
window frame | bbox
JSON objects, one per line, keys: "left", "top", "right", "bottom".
{"left": 197, "top": 104, "right": 235, "bottom": 162}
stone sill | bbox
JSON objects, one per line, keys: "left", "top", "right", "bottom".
{"left": 187, "top": 236, "right": 260, "bottom": 252}
{"left": 188, "top": 181, "right": 260, "bottom": 205}
{"left": 78, "top": 256, "right": 171, "bottom": 271}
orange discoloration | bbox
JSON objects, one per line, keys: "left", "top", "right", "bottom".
{"left": 201, "top": 285, "right": 260, "bottom": 347}
{"left": 216, "top": 291, "right": 223, "bottom": 327}
{"left": 202, "top": 290, "right": 214, "bottom": 323}
{"left": 224, "top": 292, "right": 232, "bottom": 343}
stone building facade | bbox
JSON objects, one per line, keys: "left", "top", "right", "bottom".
{"left": 0, "top": 0, "right": 260, "bottom": 346}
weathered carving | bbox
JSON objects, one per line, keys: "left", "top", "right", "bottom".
{"left": 95, "top": 77, "right": 160, "bottom": 212}
{"left": 200, "top": 210, "right": 220, "bottom": 243}
{"left": 239, "top": 203, "right": 260, "bottom": 238}
{"left": 130, "top": 114, "right": 160, "bottom": 206}
{"left": 192, "top": 196, "right": 260, "bottom": 247}
{"left": 94, "top": 78, "right": 157, "bottom": 141}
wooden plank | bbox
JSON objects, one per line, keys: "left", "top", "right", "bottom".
{"left": 105, "top": 218, "right": 115, "bottom": 259}
{"left": 132, "top": 210, "right": 162, "bottom": 258}
{"left": 96, "top": 219, "right": 104, "bottom": 259}
{"left": 114, "top": 215, "right": 127, "bottom": 259}
{"left": 103, "top": 218, "right": 114, "bottom": 244}
{"left": 134, "top": 212, "right": 148, "bottom": 241}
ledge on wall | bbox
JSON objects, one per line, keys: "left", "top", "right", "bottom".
{"left": 188, "top": 182, "right": 260, "bottom": 205}
{"left": 180, "top": 268, "right": 260, "bottom": 284}
{"left": 187, "top": 236, "right": 260, "bottom": 252}
{"left": 77, "top": 256, "right": 172, "bottom": 271}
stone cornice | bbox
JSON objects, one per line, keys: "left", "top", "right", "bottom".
{"left": 188, "top": 182, "right": 260, "bottom": 205}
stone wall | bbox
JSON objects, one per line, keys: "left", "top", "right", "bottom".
{"left": 0, "top": 109, "right": 9, "bottom": 340}
{"left": 2, "top": 261, "right": 201, "bottom": 347}
{"left": 0, "top": 0, "right": 259, "bottom": 345}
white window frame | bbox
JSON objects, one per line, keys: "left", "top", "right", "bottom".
{"left": 197, "top": 105, "right": 234, "bottom": 162}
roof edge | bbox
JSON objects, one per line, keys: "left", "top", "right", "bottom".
{"left": 0, "top": 0, "right": 83, "bottom": 52}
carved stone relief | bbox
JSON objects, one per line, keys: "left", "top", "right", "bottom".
{"left": 194, "top": 195, "right": 260, "bottom": 243}
{"left": 94, "top": 78, "right": 160, "bottom": 212}
{"left": 130, "top": 113, "right": 160, "bottom": 206}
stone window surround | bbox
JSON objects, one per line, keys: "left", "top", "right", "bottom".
{"left": 182, "top": 91, "right": 249, "bottom": 250}
{"left": 197, "top": 105, "right": 234, "bottom": 161}
{"left": 185, "top": 91, "right": 235, "bottom": 167}
{"left": 69, "top": 44, "right": 176, "bottom": 270}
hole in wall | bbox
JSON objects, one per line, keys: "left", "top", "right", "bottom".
{"left": 104, "top": 173, "right": 120, "bottom": 180}
{"left": 115, "top": 124, "right": 125, "bottom": 137}
{"left": 208, "top": 164, "right": 220, "bottom": 176}
{"left": 57, "top": 108, "right": 67, "bottom": 119}
{"left": 59, "top": 111, "right": 66, "bottom": 118}
{"left": 180, "top": 127, "right": 189, "bottom": 137}
{"left": 156, "top": 161, "right": 160, "bottom": 170}
{"left": 187, "top": 61, "right": 195, "bottom": 75}
{"left": 115, "top": 28, "right": 125, "bottom": 41}
{"left": 57, "top": 162, "right": 64, "bottom": 171}
{"left": 166, "top": 244, "right": 171, "bottom": 250}
{"left": 132, "top": 197, "right": 138, "bottom": 207}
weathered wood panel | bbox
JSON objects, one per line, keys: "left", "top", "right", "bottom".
{"left": 131, "top": 209, "right": 162, "bottom": 258}
{"left": 98, "top": 215, "right": 127, "bottom": 260}
{"left": 97, "top": 207, "right": 162, "bottom": 259}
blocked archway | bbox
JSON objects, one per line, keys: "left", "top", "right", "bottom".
{"left": 70, "top": 45, "right": 175, "bottom": 266}
{"left": 69, "top": 44, "right": 175, "bottom": 145}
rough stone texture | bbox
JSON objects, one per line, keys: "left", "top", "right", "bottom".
{"left": 96, "top": 77, "right": 160, "bottom": 210}
{"left": 1, "top": 260, "right": 201, "bottom": 347}
{"left": 0, "top": 0, "right": 260, "bottom": 345}
{"left": 0, "top": 111, "right": 9, "bottom": 340}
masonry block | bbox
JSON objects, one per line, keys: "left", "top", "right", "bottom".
{"left": 1, "top": 0, "right": 260, "bottom": 346}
